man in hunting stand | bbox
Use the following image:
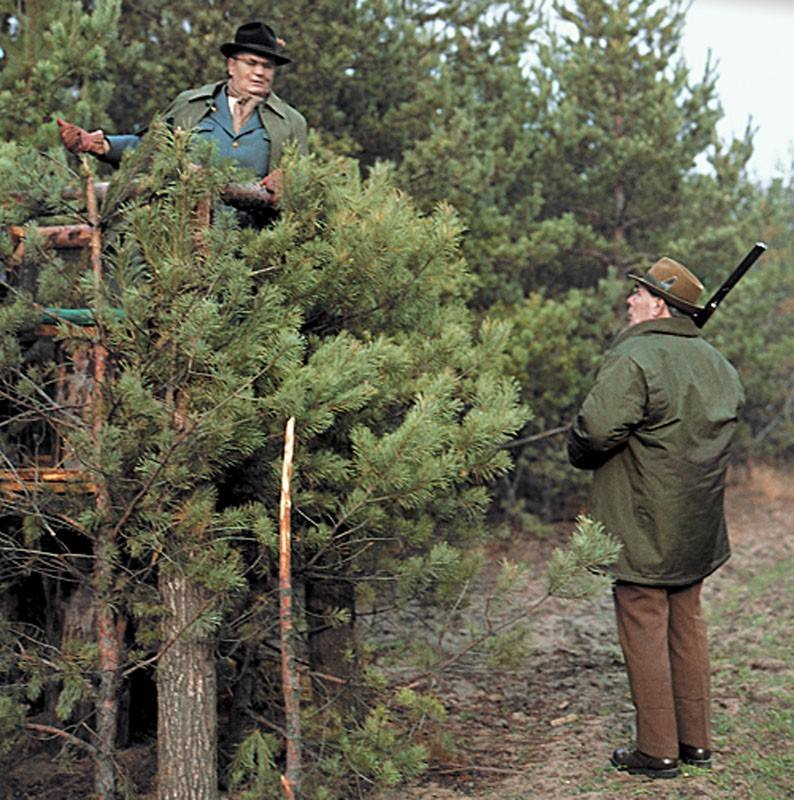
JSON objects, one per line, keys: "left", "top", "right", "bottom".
{"left": 567, "top": 257, "right": 744, "bottom": 779}
{"left": 57, "top": 21, "right": 307, "bottom": 205}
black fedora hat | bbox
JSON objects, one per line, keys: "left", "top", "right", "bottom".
{"left": 220, "top": 22, "right": 292, "bottom": 65}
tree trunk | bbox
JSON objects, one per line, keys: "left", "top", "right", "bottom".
{"left": 94, "top": 600, "right": 120, "bottom": 798}
{"left": 157, "top": 570, "right": 218, "bottom": 800}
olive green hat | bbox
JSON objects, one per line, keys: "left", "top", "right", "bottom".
{"left": 628, "top": 257, "right": 705, "bottom": 314}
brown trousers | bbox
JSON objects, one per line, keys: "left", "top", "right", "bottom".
{"left": 613, "top": 580, "right": 711, "bottom": 758}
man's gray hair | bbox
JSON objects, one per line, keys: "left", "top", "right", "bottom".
{"left": 666, "top": 303, "right": 690, "bottom": 319}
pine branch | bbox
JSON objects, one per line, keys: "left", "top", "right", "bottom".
{"left": 24, "top": 722, "right": 98, "bottom": 756}
{"left": 500, "top": 423, "right": 570, "bottom": 449}
{"left": 398, "top": 592, "right": 551, "bottom": 692}
{"left": 119, "top": 589, "right": 216, "bottom": 679}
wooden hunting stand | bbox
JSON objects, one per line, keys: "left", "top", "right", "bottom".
{"left": 1, "top": 163, "right": 104, "bottom": 495}
{"left": 0, "top": 169, "right": 273, "bottom": 496}
{"left": 1, "top": 158, "right": 297, "bottom": 799}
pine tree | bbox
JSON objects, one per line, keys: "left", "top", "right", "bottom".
{"left": 0, "top": 3, "right": 125, "bottom": 795}
{"left": 0, "top": 0, "right": 121, "bottom": 146}
{"left": 2, "top": 2, "right": 791, "bottom": 796}
{"left": 1, "top": 123, "right": 529, "bottom": 796}
{"left": 524, "top": 0, "right": 730, "bottom": 288}
{"left": 486, "top": 0, "right": 772, "bottom": 519}
{"left": 494, "top": 277, "right": 624, "bottom": 522}
{"left": 706, "top": 168, "right": 794, "bottom": 461}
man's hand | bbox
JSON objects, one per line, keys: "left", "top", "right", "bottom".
{"left": 56, "top": 118, "right": 109, "bottom": 156}
{"left": 260, "top": 168, "right": 283, "bottom": 204}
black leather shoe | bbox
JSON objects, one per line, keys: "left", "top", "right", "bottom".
{"left": 611, "top": 747, "right": 681, "bottom": 779}
{"left": 680, "top": 743, "right": 712, "bottom": 768}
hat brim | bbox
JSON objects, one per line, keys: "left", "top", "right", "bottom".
{"left": 220, "top": 42, "right": 291, "bottom": 64}
{"left": 628, "top": 273, "right": 704, "bottom": 314}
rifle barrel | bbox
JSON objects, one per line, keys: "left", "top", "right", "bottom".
{"left": 693, "top": 242, "right": 767, "bottom": 328}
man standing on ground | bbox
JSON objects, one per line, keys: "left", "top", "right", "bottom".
{"left": 57, "top": 21, "right": 307, "bottom": 204}
{"left": 567, "top": 257, "right": 744, "bottom": 779}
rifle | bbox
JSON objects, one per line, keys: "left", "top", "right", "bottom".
{"left": 692, "top": 242, "right": 768, "bottom": 328}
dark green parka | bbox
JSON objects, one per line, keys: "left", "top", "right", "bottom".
{"left": 568, "top": 317, "right": 744, "bottom": 586}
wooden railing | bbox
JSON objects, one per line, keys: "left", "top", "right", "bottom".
{"left": 1, "top": 171, "right": 275, "bottom": 495}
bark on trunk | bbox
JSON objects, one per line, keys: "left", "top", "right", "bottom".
{"left": 157, "top": 570, "right": 218, "bottom": 800}
{"left": 94, "top": 586, "right": 120, "bottom": 799}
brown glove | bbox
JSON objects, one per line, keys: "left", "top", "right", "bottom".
{"left": 260, "top": 168, "right": 283, "bottom": 204}
{"left": 56, "top": 118, "right": 109, "bottom": 155}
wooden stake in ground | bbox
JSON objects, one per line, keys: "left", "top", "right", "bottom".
{"left": 279, "top": 417, "right": 301, "bottom": 800}
{"left": 83, "top": 156, "right": 122, "bottom": 800}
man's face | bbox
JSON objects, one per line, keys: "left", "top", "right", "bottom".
{"left": 227, "top": 53, "right": 276, "bottom": 98}
{"left": 626, "top": 285, "right": 665, "bottom": 327}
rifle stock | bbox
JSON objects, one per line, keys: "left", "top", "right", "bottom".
{"left": 692, "top": 242, "right": 768, "bottom": 328}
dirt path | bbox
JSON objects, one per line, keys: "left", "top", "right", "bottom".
{"left": 386, "top": 465, "right": 794, "bottom": 800}
{"left": 6, "top": 467, "right": 790, "bottom": 799}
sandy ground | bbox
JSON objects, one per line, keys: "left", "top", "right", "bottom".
{"left": 5, "top": 465, "right": 791, "bottom": 799}
{"left": 384, "top": 464, "right": 794, "bottom": 800}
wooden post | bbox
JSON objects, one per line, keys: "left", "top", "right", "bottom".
{"left": 8, "top": 223, "right": 94, "bottom": 249}
{"left": 83, "top": 157, "right": 120, "bottom": 800}
{"left": 279, "top": 417, "right": 301, "bottom": 800}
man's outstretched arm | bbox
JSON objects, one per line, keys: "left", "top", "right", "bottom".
{"left": 57, "top": 118, "right": 142, "bottom": 166}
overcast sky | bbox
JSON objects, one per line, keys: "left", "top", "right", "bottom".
{"left": 681, "top": 0, "right": 794, "bottom": 183}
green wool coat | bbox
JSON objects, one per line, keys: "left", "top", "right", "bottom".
{"left": 568, "top": 317, "right": 744, "bottom": 586}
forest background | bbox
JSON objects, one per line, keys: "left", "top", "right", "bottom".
{"left": 0, "top": 1, "right": 792, "bottom": 799}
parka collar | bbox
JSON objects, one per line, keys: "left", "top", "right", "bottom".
{"left": 611, "top": 316, "right": 700, "bottom": 349}
{"left": 261, "top": 90, "right": 290, "bottom": 119}
{"left": 188, "top": 80, "right": 290, "bottom": 120}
